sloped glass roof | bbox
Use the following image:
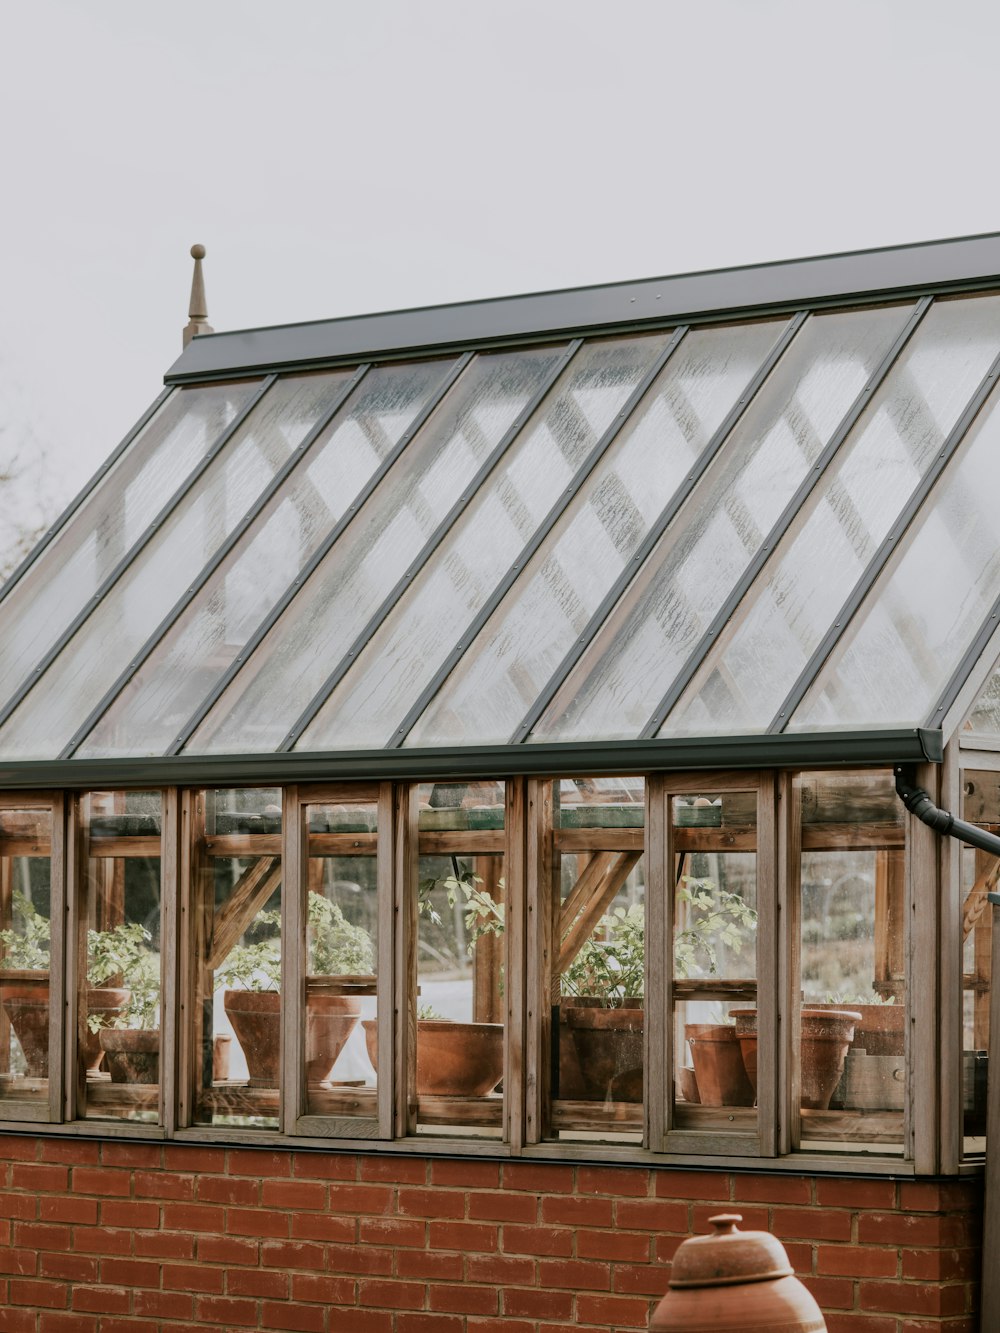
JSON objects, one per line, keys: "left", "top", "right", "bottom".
{"left": 5, "top": 236, "right": 1000, "bottom": 767}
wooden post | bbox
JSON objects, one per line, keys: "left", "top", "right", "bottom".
{"left": 980, "top": 900, "right": 1000, "bottom": 1331}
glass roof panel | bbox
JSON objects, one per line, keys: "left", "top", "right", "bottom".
{"left": 0, "top": 372, "right": 352, "bottom": 759}
{"left": 963, "top": 653, "right": 1000, "bottom": 735}
{"left": 185, "top": 346, "right": 565, "bottom": 755}
{"left": 402, "top": 319, "right": 783, "bottom": 748}
{"left": 77, "top": 361, "right": 451, "bottom": 758}
{"left": 663, "top": 295, "right": 1000, "bottom": 736}
{"left": 295, "top": 335, "right": 670, "bottom": 751}
{"left": 527, "top": 304, "right": 908, "bottom": 743}
{"left": 0, "top": 382, "right": 257, "bottom": 713}
{"left": 787, "top": 376, "right": 1000, "bottom": 731}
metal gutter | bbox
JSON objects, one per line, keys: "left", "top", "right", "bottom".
{"left": 164, "top": 232, "right": 1000, "bottom": 384}
{"left": 0, "top": 729, "right": 941, "bottom": 791}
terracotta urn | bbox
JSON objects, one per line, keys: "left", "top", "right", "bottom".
{"left": 564, "top": 999, "right": 644, "bottom": 1102}
{"left": 224, "top": 989, "right": 280, "bottom": 1087}
{"left": 685, "top": 1023, "right": 754, "bottom": 1107}
{"left": 99, "top": 1029, "right": 160, "bottom": 1084}
{"left": 305, "top": 995, "right": 361, "bottom": 1085}
{"left": 733, "top": 1008, "right": 861, "bottom": 1110}
{"left": 363, "top": 1019, "right": 503, "bottom": 1096}
{"left": 650, "top": 1212, "right": 827, "bottom": 1331}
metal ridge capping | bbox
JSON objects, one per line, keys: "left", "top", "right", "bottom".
{"left": 164, "top": 233, "right": 1000, "bottom": 381}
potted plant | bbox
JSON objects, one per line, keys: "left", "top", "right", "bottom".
{"left": 89, "top": 923, "right": 160, "bottom": 1084}
{"left": 219, "top": 895, "right": 374, "bottom": 1088}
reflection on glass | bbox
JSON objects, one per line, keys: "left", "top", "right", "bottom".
{"left": 415, "top": 781, "right": 505, "bottom": 1138}
{"left": 305, "top": 799, "right": 378, "bottom": 1120}
{"left": 80, "top": 791, "right": 162, "bottom": 1124}
{"left": 665, "top": 297, "right": 1000, "bottom": 735}
{"left": 299, "top": 336, "right": 669, "bottom": 751}
{"left": 531, "top": 305, "right": 908, "bottom": 743}
{"left": 188, "top": 346, "right": 565, "bottom": 754}
{"left": 961, "top": 772, "right": 996, "bottom": 1156}
{"left": 406, "top": 320, "right": 784, "bottom": 748}
{"left": 795, "top": 771, "right": 905, "bottom": 1155}
{"left": 0, "top": 806, "right": 53, "bottom": 1112}
{"left": 0, "top": 382, "right": 258, "bottom": 713}
{"left": 670, "top": 792, "right": 758, "bottom": 1135}
{"left": 964, "top": 657, "right": 1000, "bottom": 736}
{"left": 80, "top": 360, "right": 452, "bottom": 758}
{"left": 551, "top": 777, "right": 645, "bottom": 1144}
{"left": 190, "top": 788, "right": 281, "bottom": 1130}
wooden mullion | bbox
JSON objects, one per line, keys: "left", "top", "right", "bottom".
{"left": 755, "top": 773, "right": 778, "bottom": 1158}
{"left": 646, "top": 774, "right": 668, "bottom": 1152}
{"left": 46, "top": 793, "right": 66, "bottom": 1125}
{"left": 980, "top": 896, "right": 1000, "bottom": 1330}
{"left": 940, "top": 737, "right": 963, "bottom": 1175}
{"left": 282, "top": 786, "right": 302, "bottom": 1135}
{"left": 160, "top": 789, "right": 180, "bottom": 1135}
{"left": 66, "top": 796, "right": 84, "bottom": 1122}
{"left": 504, "top": 778, "right": 527, "bottom": 1151}
{"left": 390, "top": 782, "right": 415, "bottom": 1139}
{"left": 777, "top": 773, "right": 799, "bottom": 1156}
{"left": 177, "top": 791, "right": 195, "bottom": 1128}
{"left": 908, "top": 761, "right": 941, "bottom": 1174}
{"left": 525, "top": 779, "right": 555, "bottom": 1145}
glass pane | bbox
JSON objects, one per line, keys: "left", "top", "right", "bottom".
{"left": 80, "top": 791, "right": 162, "bottom": 1124}
{"left": 550, "top": 778, "right": 645, "bottom": 1145}
{"left": 0, "top": 383, "right": 258, "bottom": 711}
{"left": 0, "top": 806, "right": 53, "bottom": 1115}
{"left": 414, "top": 781, "right": 505, "bottom": 1139}
{"left": 191, "top": 788, "right": 281, "bottom": 1131}
{"left": 789, "top": 372, "right": 1000, "bottom": 730}
{"left": 667, "top": 297, "right": 1000, "bottom": 735}
{"left": 405, "top": 320, "right": 784, "bottom": 747}
{"left": 795, "top": 771, "right": 905, "bottom": 1156}
{"left": 298, "top": 336, "right": 670, "bottom": 751}
{"left": 960, "top": 772, "right": 995, "bottom": 1157}
{"left": 964, "top": 654, "right": 1000, "bottom": 735}
{"left": 187, "top": 346, "right": 565, "bottom": 755}
{"left": 0, "top": 374, "right": 353, "bottom": 759}
{"left": 304, "top": 797, "right": 378, "bottom": 1121}
{"left": 529, "top": 305, "right": 909, "bottom": 743}
{"left": 78, "top": 361, "right": 450, "bottom": 758}
{"left": 671, "top": 791, "right": 758, "bottom": 1140}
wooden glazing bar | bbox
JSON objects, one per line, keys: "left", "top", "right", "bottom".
{"left": 504, "top": 778, "right": 526, "bottom": 1149}
{"left": 282, "top": 786, "right": 302, "bottom": 1135}
{"left": 553, "top": 828, "right": 642, "bottom": 853}
{"left": 908, "top": 761, "right": 940, "bottom": 1174}
{"left": 755, "top": 775, "right": 778, "bottom": 1158}
{"left": 549, "top": 1100, "right": 644, "bottom": 1133}
{"left": 390, "top": 783, "right": 415, "bottom": 1138}
{"left": 176, "top": 790, "right": 196, "bottom": 1128}
{"left": 778, "top": 773, "right": 799, "bottom": 1156}
{"left": 645, "top": 775, "right": 667, "bottom": 1152}
{"left": 524, "top": 779, "right": 554, "bottom": 1145}
{"left": 161, "top": 789, "right": 180, "bottom": 1135}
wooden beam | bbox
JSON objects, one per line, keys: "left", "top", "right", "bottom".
{"left": 206, "top": 858, "right": 282, "bottom": 971}
{"left": 556, "top": 852, "right": 641, "bottom": 979}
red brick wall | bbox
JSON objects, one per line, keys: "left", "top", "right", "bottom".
{"left": 0, "top": 1135, "right": 981, "bottom": 1332}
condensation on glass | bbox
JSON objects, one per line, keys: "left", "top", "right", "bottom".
{"left": 78, "top": 360, "right": 452, "bottom": 758}
{"left": 671, "top": 788, "right": 758, "bottom": 1144}
{"left": 665, "top": 296, "right": 1000, "bottom": 736}
{"left": 0, "top": 373, "right": 355, "bottom": 760}
{"left": 186, "top": 346, "right": 565, "bottom": 755}
{"left": 960, "top": 771, "right": 994, "bottom": 1157}
{"left": 0, "top": 382, "right": 258, "bottom": 715}
{"left": 547, "top": 777, "right": 645, "bottom": 1145}
{"left": 298, "top": 335, "right": 671, "bottom": 751}
{"left": 188, "top": 788, "right": 282, "bottom": 1131}
{"left": 529, "top": 304, "right": 909, "bottom": 743}
{"left": 788, "top": 371, "right": 1000, "bottom": 731}
{"left": 405, "top": 320, "right": 784, "bottom": 749}
{"left": 0, "top": 803, "right": 55, "bottom": 1114}
{"left": 963, "top": 653, "right": 1000, "bottom": 736}
{"left": 793, "top": 771, "right": 905, "bottom": 1156}
{"left": 302, "top": 793, "right": 379, "bottom": 1122}
{"left": 414, "top": 780, "right": 506, "bottom": 1139}
{"left": 79, "top": 790, "right": 162, "bottom": 1125}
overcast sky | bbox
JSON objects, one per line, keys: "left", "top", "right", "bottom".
{"left": 2, "top": 0, "right": 999, "bottom": 544}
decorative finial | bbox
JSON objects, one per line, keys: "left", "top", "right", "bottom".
{"left": 182, "top": 243, "right": 214, "bottom": 348}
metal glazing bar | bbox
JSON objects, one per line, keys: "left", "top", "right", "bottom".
{"left": 60, "top": 366, "right": 373, "bottom": 759}
{"left": 640, "top": 296, "right": 934, "bottom": 739}
{"left": 769, "top": 345, "right": 1000, "bottom": 732}
{"left": 387, "top": 327, "right": 691, "bottom": 749}
{"left": 168, "top": 352, "right": 474, "bottom": 755}
{"left": 0, "top": 375, "right": 278, "bottom": 733}
{"left": 0, "top": 388, "right": 173, "bottom": 608}
{"left": 277, "top": 340, "right": 584, "bottom": 750}
{"left": 509, "top": 310, "right": 809, "bottom": 745}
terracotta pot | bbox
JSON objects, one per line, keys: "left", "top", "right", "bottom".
{"left": 81, "top": 988, "right": 130, "bottom": 1074}
{"left": 564, "top": 1001, "right": 643, "bottom": 1102}
{"left": 808, "top": 1001, "right": 904, "bottom": 1056}
{"left": 212, "top": 1034, "right": 232, "bottom": 1082}
{"left": 305, "top": 995, "right": 361, "bottom": 1085}
{"left": 99, "top": 1029, "right": 160, "bottom": 1084}
{"left": 363, "top": 1019, "right": 504, "bottom": 1096}
{"left": 677, "top": 1065, "right": 701, "bottom": 1104}
{"left": 2, "top": 995, "right": 49, "bottom": 1077}
{"left": 224, "top": 990, "right": 280, "bottom": 1087}
{"left": 734, "top": 1008, "right": 861, "bottom": 1110}
{"left": 650, "top": 1212, "right": 826, "bottom": 1331}
{"left": 685, "top": 1023, "right": 754, "bottom": 1107}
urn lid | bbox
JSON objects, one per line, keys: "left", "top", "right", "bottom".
{"left": 669, "top": 1213, "right": 793, "bottom": 1288}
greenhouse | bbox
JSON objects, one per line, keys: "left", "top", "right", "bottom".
{"left": 1, "top": 233, "right": 999, "bottom": 1329}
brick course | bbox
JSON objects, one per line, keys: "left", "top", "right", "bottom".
{"left": 0, "top": 1135, "right": 980, "bottom": 1331}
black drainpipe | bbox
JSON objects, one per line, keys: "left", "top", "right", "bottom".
{"left": 895, "top": 765, "right": 1000, "bottom": 900}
